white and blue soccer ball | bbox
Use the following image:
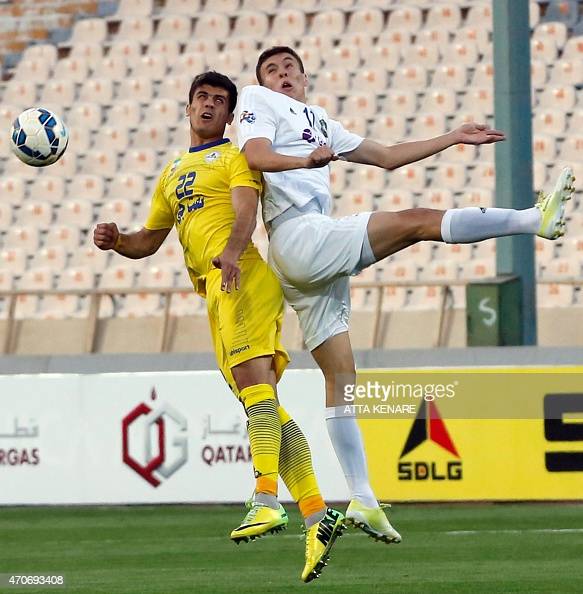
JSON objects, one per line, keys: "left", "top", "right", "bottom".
{"left": 10, "top": 107, "right": 69, "bottom": 167}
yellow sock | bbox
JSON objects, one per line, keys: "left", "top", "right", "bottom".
{"left": 240, "top": 384, "right": 280, "bottom": 496}
{"left": 278, "top": 406, "right": 326, "bottom": 519}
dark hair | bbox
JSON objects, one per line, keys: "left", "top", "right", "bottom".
{"left": 255, "top": 46, "right": 305, "bottom": 84}
{"left": 188, "top": 71, "right": 238, "bottom": 113}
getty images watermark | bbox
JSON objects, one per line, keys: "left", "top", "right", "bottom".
{"left": 333, "top": 371, "right": 583, "bottom": 419}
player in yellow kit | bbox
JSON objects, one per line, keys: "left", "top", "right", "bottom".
{"left": 93, "top": 71, "right": 344, "bottom": 582}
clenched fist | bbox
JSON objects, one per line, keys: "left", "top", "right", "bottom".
{"left": 94, "top": 222, "right": 120, "bottom": 251}
{"left": 305, "top": 146, "right": 338, "bottom": 169}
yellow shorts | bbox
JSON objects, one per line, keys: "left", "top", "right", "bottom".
{"left": 205, "top": 256, "right": 290, "bottom": 396}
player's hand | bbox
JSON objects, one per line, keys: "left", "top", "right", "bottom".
{"left": 452, "top": 123, "right": 506, "bottom": 145}
{"left": 212, "top": 251, "right": 241, "bottom": 293}
{"left": 305, "top": 146, "right": 338, "bottom": 168}
{"left": 94, "top": 222, "right": 119, "bottom": 251}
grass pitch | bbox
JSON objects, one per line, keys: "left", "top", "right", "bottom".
{"left": 1, "top": 503, "right": 582, "bottom": 593}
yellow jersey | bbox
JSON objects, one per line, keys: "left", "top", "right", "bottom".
{"left": 144, "top": 138, "right": 262, "bottom": 296}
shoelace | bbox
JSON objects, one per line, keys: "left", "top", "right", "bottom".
{"left": 242, "top": 502, "right": 263, "bottom": 524}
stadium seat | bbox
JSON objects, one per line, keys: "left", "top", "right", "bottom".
{"left": 132, "top": 55, "right": 167, "bottom": 80}
{"left": 13, "top": 57, "right": 52, "bottom": 82}
{"left": 430, "top": 163, "right": 466, "bottom": 191}
{"left": 530, "top": 59, "right": 548, "bottom": 90}
{"left": 117, "top": 77, "right": 153, "bottom": 103}
{"left": 440, "top": 41, "right": 479, "bottom": 67}
{"left": 465, "top": 2, "right": 492, "bottom": 30}
{"left": 67, "top": 102, "right": 101, "bottom": 130}
{"left": 4, "top": 157, "right": 39, "bottom": 180}
{"left": 329, "top": 166, "right": 347, "bottom": 195}
{"left": 155, "top": 15, "right": 191, "bottom": 42}
{"left": 81, "top": 150, "right": 116, "bottom": 177}
{"left": 347, "top": 8, "right": 384, "bottom": 36}
{"left": 401, "top": 43, "right": 440, "bottom": 69}
{"left": 92, "top": 55, "right": 128, "bottom": 81}
{"left": 193, "top": 13, "right": 230, "bottom": 39}
{"left": 57, "top": 199, "right": 93, "bottom": 228}
{"left": 132, "top": 124, "right": 169, "bottom": 150}
{"left": 16, "top": 201, "right": 53, "bottom": 228}
{"left": 420, "top": 261, "right": 459, "bottom": 282}
{"left": 363, "top": 43, "right": 400, "bottom": 71}
{"left": 461, "top": 87, "right": 494, "bottom": 115}
{"left": 143, "top": 98, "right": 179, "bottom": 127}
{"left": 351, "top": 68, "right": 389, "bottom": 94}
{"left": 170, "top": 291, "right": 205, "bottom": 316}
{"left": 121, "top": 149, "right": 157, "bottom": 176}
{"left": 41, "top": 79, "right": 75, "bottom": 106}
{"left": 0, "top": 202, "right": 12, "bottom": 230}
{"left": 454, "top": 26, "right": 490, "bottom": 55}
{"left": 0, "top": 176, "right": 26, "bottom": 205}
{"left": 147, "top": 40, "right": 180, "bottom": 64}
{"left": 537, "top": 283, "right": 573, "bottom": 307}
{"left": 99, "top": 263, "right": 136, "bottom": 290}
{"left": 338, "top": 115, "right": 367, "bottom": 137}
{"left": 349, "top": 168, "right": 386, "bottom": 194}
{"left": 314, "top": 69, "right": 349, "bottom": 93}
{"left": 535, "top": 236, "right": 556, "bottom": 265}
{"left": 420, "top": 88, "right": 456, "bottom": 114}
{"left": 233, "top": 11, "right": 269, "bottom": 38}
{"left": 67, "top": 175, "right": 104, "bottom": 204}
{"left": 5, "top": 225, "right": 40, "bottom": 251}
{"left": 44, "top": 225, "right": 80, "bottom": 250}
{"left": 377, "top": 189, "right": 414, "bottom": 211}
{"left": 293, "top": 47, "right": 321, "bottom": 74}
{"left": 118, "top": 292, "right": 164, "bottom": 318}
{"left": 341, "top": 31, "right": 373, "bottom": 55}
{"left": 106, "top": 99, "right": 141, "bottom": 129}
{"left": 271, "top": 9, "right": 306, "bottom": 36}
{"left": 469, "top": 162, "right": 495, "bottom": 189}
{"left": 108, "top": 40, "right": 142, "bottom": 69}
{"left": 549, "top": 60, "right": 583, "bottom": 86}
{"left": 68, "top": 42, "right": 103, "bottom": 70}
{"left": 169, "top": 53, "right": 205, "bottom": 78}
{"left": 558, "top": 135, "right": 583, "bottom": 162}
{"left": 342, "top": 92, "right": 376, "bottom": 118}
{"left": 46, "top": 150, "right": 78, "bottom": 179}
{"left": 440, "top": 143, "right": 477, "bottom": 164}
{"left": 410, "top": 113, "right": 446, "bottom": 139}
{"left": 426, "top": 4, "right": 461, "bottom": 30}
{"left": 562, "top": 35, "right": 583, "bottom": 60}
{"left": 116, "top": 0, "right": 152, "bottom": 16}
{"left": 470, "top": 62, "right": 494, "bottom": 87}
{"left": 324, "top": 45, "right": 360, "bottom": 71}
{"left": 335, "top": 190, "right": 374, "bottom": 217}
{"left": 392, "top": 65, "right": 427, "bottom": 90}
{"left": 457, "top": 187, "right": 494, "bottom": 209}
{"left": 163, "top": 0, "right": 201, "bottom": 13}
{"left": 529, "top": 1, "right": 541, "bottom": 28}
{"left": 533, "top": 160, "right": 547, "bottom": 191}
{"left": 532, "top": 107, "right": 566, "bottom": 136}
{"left": 459, "top": 258, "right": 496, "bottom": 280}
{"left": 542, "top": 257, "right": 580, "bottom": 279}
{"left": 433, "top": 64, "right": 467, "bottom": 89}
{"left": 53, "top": 57, "right": 89, "bottom": 83}
{"left": 417, "top": 187, "right": 455, "bottom": 210}
{"left": 310, "top": 10, "right": 345, "bottom": 37}
{"left": 117, "top": 17, "right": 153, "bottom": 43}
{"left": 533, "top": 22, "right": 568, "bottom": 48}
{"left": 98, "top": 199, "right": 134, "bottom": 228}
{"left": 70, "top": 18, "right": 107, "bottom": 44}
{"left": 22, "top": 43, "right": 58, "bottom": 67}
{"left": 531, "top": 38, "right": 558, "bottom": 64}
{"left": 79, "top": 78, "right": 113, "bottom": 104}
{"left": 30, "top": 245, "right": 67, "bottom": 271}
{"left": 3, "top": 80, "right": 37, "bottom": 105}
{"left": 538, "top": 85, "right": 576, "bottom": 110}
{"left": 369, "top": 113, "right": 407, "bottom": 142}
{"left": 387, "top": 6, "right": 422, "bottom": 32}
{"left": 224, "top": 37, "right": 257, "bottom": 57}
{"left": 389, "top": 164, "right": 426, "bottom": 191}
{"left": 382, "top": 260, "right": 419, "bottom": 283}
{"left": 210, "top": 50, "right": 244, "bottom": 78}
{"left": 0, "top": 248, "right": 26, "bottom": 274}
{"left": 93, "top": 126, "right": 129, "bottom": 153}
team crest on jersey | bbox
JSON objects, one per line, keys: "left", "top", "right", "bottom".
{"left": 239, "top": 111, "right": 256, "bottom": 124}
{"left": 169, "top": 158, "right": 181, "bottom": 174}
{"left": 204, "top": 151, "right": 220, "bottom": 163}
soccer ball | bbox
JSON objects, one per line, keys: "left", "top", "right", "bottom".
{"left": 10, "top": 107, "right": 69, "bottom": 167}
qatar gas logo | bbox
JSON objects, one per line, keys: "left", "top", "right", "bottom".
{"left": 397, "top": 399, "right": 462, "bottom": 481}
{"left": 122, "top": 389, "right": 188, "bottom": 487}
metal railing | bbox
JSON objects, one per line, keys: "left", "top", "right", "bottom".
{"left": 0, "top": 278, "right": 580, "bottom": 354}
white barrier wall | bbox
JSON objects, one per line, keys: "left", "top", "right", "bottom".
{"left": 0, "top": 370, "right": 349, "bottom": 505}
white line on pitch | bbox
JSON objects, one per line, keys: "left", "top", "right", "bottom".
{"left": 446, "top": 528, "right": 583, "bottom": 535}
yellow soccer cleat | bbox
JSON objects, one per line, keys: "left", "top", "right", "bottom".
{"left": 536, "top": 166, "right": 575, "bottom": 240}
{"left": 346, "top": 500, "right": 402, "bottom": 544}
{"left": 230, "top": 501, "right": 288, "bottom": 544}
{"left": 301, "top": 507, "right": 345, "bottom": 583}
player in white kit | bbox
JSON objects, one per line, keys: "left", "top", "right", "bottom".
{"left": 237, "top": 46, "right": 575, "bottom": 543}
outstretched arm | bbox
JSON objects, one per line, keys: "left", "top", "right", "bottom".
{"left": 344, "top": 123, "right": 506, "bottom": 170}
{"left": 243, "top": 138, "right": 338, "bottom": 172}
{"left": 94, "top": 223, "right": 171, "bottom": 259}
{"left": 211, "top": 186, "right": 258, "bottom": 293}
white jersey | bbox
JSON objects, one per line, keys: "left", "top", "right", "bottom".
{"left": 237, "top": 85, "right": 363, "bottom": 223}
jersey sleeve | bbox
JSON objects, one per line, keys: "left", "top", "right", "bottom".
{"left": 327, "top": 117, "right": 364, "bottom": 156}
{"left": 228, "top": 149, "right": 263, "bottom": 193}
{"left": 144, "top": 164, "right": 174, "bottom": 230}
{"left": 237, "top": 86, "right": 277, "bottom": 148}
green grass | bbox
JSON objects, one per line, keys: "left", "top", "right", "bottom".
{"left": 1, "top": 503, "right": 583, "bottom": 593}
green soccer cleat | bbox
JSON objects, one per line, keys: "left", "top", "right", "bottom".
{"left": 301, "top": 507, "right": 346, "bottom": 583}
{"left": 536, "top": 166, "right": 575, "bottom": 240}
{"left": 230, "top": 500, "right": 288, "bottom": 544}
{"left": 345, "top": 500, "right": 402, "bottom": 544}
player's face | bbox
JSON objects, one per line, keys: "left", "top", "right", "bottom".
{"left": 186, "top": 84, "right": 233, "bottom": 139}
{"left": 259, "top": 53, "right": 308, "bottom": 102}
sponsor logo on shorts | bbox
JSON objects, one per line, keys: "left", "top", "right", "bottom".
{"left": 230, "top": 344, "right": 251, "bottom": 356}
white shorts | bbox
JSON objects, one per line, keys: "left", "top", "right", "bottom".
{"left": 268, "top": 211, "right": 372, "bottom": 351}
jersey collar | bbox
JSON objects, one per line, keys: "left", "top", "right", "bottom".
{"left": 188, "top": 138, "right": 230, "bottom": 153}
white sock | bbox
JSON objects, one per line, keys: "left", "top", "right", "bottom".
{"left": 325, "top": 406, "right": 378, "bottom": 508}
{"left": 441, "top": 207, "right": 541, "bottom": 243}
